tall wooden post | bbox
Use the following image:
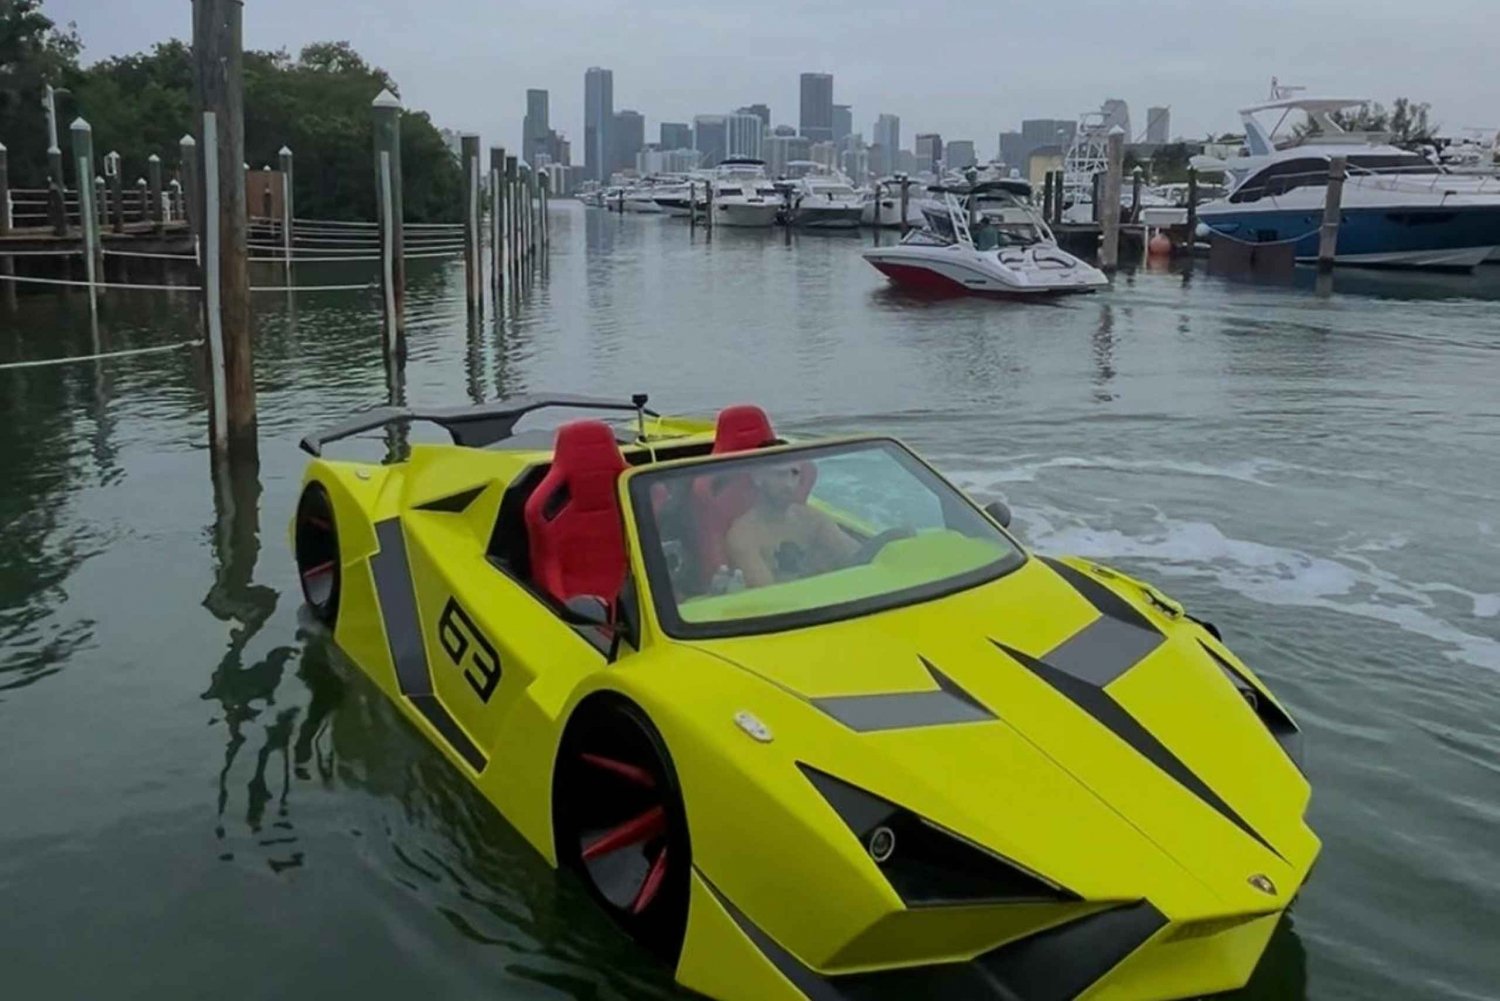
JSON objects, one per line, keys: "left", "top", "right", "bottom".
{"left": 1130, "top": 166, "right": 1143, "bottom": 225}
{"left": 278, "top": 145, "right": 293, "bottom": 268}
{"left": 135, "top": 177, "right": 148, "bottom": 221}
{"left": 460, "top": 133, "right": 481, "bottom": 312}
{"left": 1042, "top": 170, "right": 1054, "bottom": 223}
{"left": 0, "top": 143, "right": 12, "bottom": 311}
{"left": 539, "top": 171, "right": 549, "bottom": 250}
{"left": 70, "top": 118, "right": 100, "bottom": 305}
{"left": 1317, "top": 156, "right": 1346, "bottom": 273}
{"left": 179, "top": 134, "right": 199, "bottom": 246}
{"left": 1053, "top": 172, "right": 1064, "bottom": 226}
{"left": 504, "top": 155, "right": 518, "bottom": 270}
{"left": 149, "top": 154, "right": 164, "bottom": 233}
{"left": 489, "top": 146, "right": 505, "bottom": 295}
{"left": 688, "top": 179, "right": 697, "bottom": 232}
{"left": 1091, "top": 171, "right": 1102, "bottom": 224}
{"left": 1185, "top": 166, "right": 1198, "bottom": 247}
{"left": 1099, "top": 125, "right": 1124, "bottom": 270}
{"left": 372, "top": 89, "right": 406, "bottom": 347}
{"left": 898, "top": 175, "right": 909, "bottom": 234}
{"left": 193, "top": 0, "right": 255, "bottom": 450}
{"left": 105, "top": 151, "right": 124, "bottom": 233}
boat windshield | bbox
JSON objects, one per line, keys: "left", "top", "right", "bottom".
{"left": 629, "top": 439, "right": 1024, "bottom": 638}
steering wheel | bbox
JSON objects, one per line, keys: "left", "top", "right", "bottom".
{"left": 852, "top": 527, "right": 914, "bottom": 565}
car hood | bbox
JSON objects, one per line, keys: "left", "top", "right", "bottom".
{"left": 687, "top": 553, "right": 1319, "bottom": 917}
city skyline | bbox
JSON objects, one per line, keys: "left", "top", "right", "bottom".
{"left": 52, "top": 0, "right": 1500, "bottom": 164}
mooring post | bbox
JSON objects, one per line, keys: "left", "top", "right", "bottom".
{"left": 519, "top": 166, "right": 530, "bottom": 261}
{"left": 134, "top": 177, "right": 147, "bottom": 222}
{"left": 527, "top": 170, "right": 538, "bottom": 255}
{"left": 705, "top": 171, "right": 714, "bottom": 234}
{"left": 168, "top": 179, "right": 182, "bottom": 222}
{"left": 179, "top": 134, "right": 199, "bottom": 248}
{"left": 1042, "top": 170, "right": 1054, "bottom": 223}
{"left": 149, "top": 154, "right": 164, "bottom": 233}
{"left": 94, "top": 175, "right": 107, "bottom": 250}
{"left": 504, "top": 156, "right": 518, "bottom": 269}
{"left": 1130, "top": 166, "right": 1143, "bottom": 225}
{"left": 278, "top": 145, "right": 293, "bottom": 268}
{"left": 70, "top": 118, "right": 100, "bottom": 306}
{"left": 1091, "top": 171, "right": 1102, "bottom": 224}
{"left": 460, "top": 133, "right": 481, "bottom": 312}
{"left": 539, "top": 171, "right": 549, "bottom": 251}
{"left": 489, "top": 146, "right": 505, "bottom": 295}
{"left": 1185, "top": 166, "right": 1198, "bottom": 250}
{"left": 1055, "top": 172, "right": 1065, "bottom": 226}
{"left": 372, "top": 88, "right": 406, "bottom": 349}
{"left": 688, "top": 179, "right": 696, "bottom": 232}
{"left": 105, "top": 151, "right": 124, "bottom": 233}
{"left": 1317, "top": 155, "right": 1346, "bottom": 273}
{"left": 0, "top": 143, "right": 12, "bottom": 311}
{"left": 1099, "top": 125, "right": 1125, "bottom": 271}
{"left": 194, "top": 0, "right": 255, "bottom": 451}
{"left": 898, "top": 174, "right": 910, "bottom": 234}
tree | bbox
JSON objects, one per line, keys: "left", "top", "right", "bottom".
{"left": 1295, "top": 98, "right": 1438, "bottom": 147}
{"left": 0, "top": 0, "right": 81, "bottom": 185}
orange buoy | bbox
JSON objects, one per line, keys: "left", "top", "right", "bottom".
{"left": 1148, "top": 232, "right": 1173, "bottom": 257}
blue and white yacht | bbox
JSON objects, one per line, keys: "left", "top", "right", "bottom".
{"left": 1195, "top": 94, "right": 1500, "bottom": 270}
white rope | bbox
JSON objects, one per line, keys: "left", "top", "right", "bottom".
{"left": 249, "top": 282, "right": 374, "bottom": 292}
{"left": 0, "top": 338, "right": 202, "bottom": 371}
{"left": 0, "top": 248, "right": 82, "bottom": 256}
{"left": 1203, "top": 224, "right": 1322, "bottom": 248}
{"left": 103, "top": 249, "right": 200, "bottom": 261}
{"left": 0, "top": 273, "right": 201, "bottom": 291}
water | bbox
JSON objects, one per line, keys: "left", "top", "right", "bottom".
{"left": 3, "top": 205, "right": 1499, "bottom": 1000}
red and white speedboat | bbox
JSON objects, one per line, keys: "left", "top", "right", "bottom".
{"left": 864, "top": 181, "right": 1107, "bottom": 296}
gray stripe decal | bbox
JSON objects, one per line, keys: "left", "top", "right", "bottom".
{"left": 1044, "top": 615, "right": 1164, "bottom": 687}
{"left": 369, "top": 518, "right": 488, "bottom": 772}
{"left": 812, "top": 659, "right": 994, "bottom": 732}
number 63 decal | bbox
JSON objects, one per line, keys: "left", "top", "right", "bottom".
{"left": 438, "top": 597, "right": 501, "bottom": 702}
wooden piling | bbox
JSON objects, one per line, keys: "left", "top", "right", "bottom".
{"left": 1091, "top": 171, "right": 1102, "bottom": 224}
{"left": 278, "top": 146, "right": 293, "bottom": 268}
{"left": 461, "top": 133, "right": 481, "bottom": 312}
{"left": 149, "top": 153, "right": 164, "bottom": 233}
{"left": 70, "top": 118, "right": 100, "bottom": 305}
{"left": 540, "top": 171, "right": 549, "bottom": 250}
{"left": 1099, "top": 126, "right": 1125, "bottom": 271}
{"left": 105, "top": 152, "right": 124, "bottom": 233}
{"left": 0, "top": 143, "right": 12, "bottom": 311}
{"left": 372, "top": 89, "right": 406, "bottom": 347}
{"left": 1130, "top": 166, "right": 1143, "bottom": 225}
{"left": 898, "top": 175, "right": 909, "bottom": 234}
{"left": 705, "top": 173, "right": 714, "bottom": 234}
{"left": 179, "top": 134, "right": 199, "bottom": 247}
{"left": 489, "top": 146, "right": 505, "bottom": 295}
{"left": 193, "top": 0, "right": 255, "bottom": 450}
{"left": 689, "top": 179, "right": 696, "bottom": 232}
{"left": 1042, "top": 171, "right": 1054, "bottom": 224}
{"left": 504, "top": 156, "right": 518, "bottom": 269}
{"left": 1185, "top": 166, "right": 1198, "bottom": 249}
{"left": 1317, "top": 155, "right": 1346, "bottom": 273}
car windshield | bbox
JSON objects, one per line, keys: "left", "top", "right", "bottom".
{"left": 629, "top": 439, "right": 1025, "bottom": 637}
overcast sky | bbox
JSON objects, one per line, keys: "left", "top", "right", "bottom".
{"left": 48, "top": 0, "right": 1499, "bottom": 154}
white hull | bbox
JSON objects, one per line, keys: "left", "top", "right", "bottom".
{"left": 1319, "top": 245, "right": 1496, "bottom": 269}
{"left": 792, "top": 205, "right": 863, "bottom": 229}
{"left": 865, "top": 243, "right": 1108, "bottom": 295}
{"left": 861, "top": 198, "right": 925, "bottom": 228}
{"left": 713, "top": 200, "right": 781, "bottom": 228}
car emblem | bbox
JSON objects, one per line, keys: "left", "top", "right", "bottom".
{"left": 733, "top": 711, "right": 773, "bottom": 743}
{"left": 1248, "top": 873, "right": 1277, "bottom": 896}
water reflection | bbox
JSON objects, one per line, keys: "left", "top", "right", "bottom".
{"left": 1092, "top": 302, "right": 1117, "bottom": 402}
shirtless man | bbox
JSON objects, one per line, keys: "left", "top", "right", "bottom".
{"left": 725, "top": 462, "right": 860, "bottom": 588}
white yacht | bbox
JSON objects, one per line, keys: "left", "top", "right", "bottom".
{"left": 860, "top": 177, "right": 928, "bottom": 228}
{"left": 1193, "top": 91, "right": 1500, "bottom": 269}
{"left": 864, "top": 182, "right": 1107, "bottom": 295}
{"left": 788, "top": 174, "right": 864, "bottom": 229}
{"left": 706, "top": 158, "right": 782, "bottom": 228}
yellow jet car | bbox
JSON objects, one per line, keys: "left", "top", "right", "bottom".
{"left": 293, "top": 395, "right": 1318, "bottom": 1001}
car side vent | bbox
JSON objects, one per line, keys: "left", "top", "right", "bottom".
{"left": 798, "top": 765, "right": 1078, "bottom": 907}
{"left": 1198, "top": 640, "right": 1304, "bottom": 769}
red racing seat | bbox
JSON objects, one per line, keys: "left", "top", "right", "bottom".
{"left": 711, "top": 404, "right": 777, "bottom": 454}
{"left": 524, "top": 420, "right": 629, "bottom": 607}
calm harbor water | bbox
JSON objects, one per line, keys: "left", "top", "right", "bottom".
{"left": 3, "top": 204, "right": 1499, "bottom": 1000}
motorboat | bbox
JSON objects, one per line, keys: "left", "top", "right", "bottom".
{"left": 861, "top": 177, "right": 928, "bottom": 228}
{"left": 864, "top": 181, "right": 1108, "bottom": 295}
{"left": 787, "top": 174, "right": 864, "bottom": 229}
{"left": 706, "top": 158, "right": 782, "bottom": 228}
{"left": 1193, "top": 91, "right": 1500, "bottom": 270}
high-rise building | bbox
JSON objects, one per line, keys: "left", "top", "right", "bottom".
{"left": 872, "top": 114, "right": 900, "bottom": 176}
{"left": 584, "top": 67, "right": 613, "bottom": 182}
{"left": 523, "top": 89, "right": 550, "bottom": 167}
{"left": 693, "top": 114, "right": 728, "bottom": 168}
{"left": 914, "top": 133, "right": 943, "bottom": 172}
{"left": 660, "top": 122, "right": 692, "bottom": 151}
{"left": 838, "top": 133, "right": 869, "bottom": 184}
{"left": 799, "top": 72, "right": 834, "bottom": 142}
{"left": 998, "top": 131, "right": 1025, "bottom": 170}
{"left": 945, "top": 139, "right": 976, "bottom": 169}
{"left": 809, "top": 141, "right": 837, "bottom": 170}
{"left": 772, "top": 124, "right": 797, "bottom": 138}
{"left": 832, "top": 104, "right": 852, "bottom": 144}
{"left": 764, "top": 134, "right": 812, "bottom": 178}
{"left": 611, "top": 110, "right": 645, "bottom": 176}
{"left": 1146, "top": 106, "right": 1170, "bottom": 144}
{"left": 895, "top": 149, "right": 917, "bottom": 175}
{"left": 738, "top": 104, "right": 771, "bottom": 129}
{"left": 726, "top": 112, "right": 764, "bottom": 160}
{"left": 1101, "top": 99, "right": 1131, "bottom": 138}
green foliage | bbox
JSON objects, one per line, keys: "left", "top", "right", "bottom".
{"left": 0, "top": 0, "right": 81, "bottom": 185}
{"left": 1, "top": 3, "right": 460, "bottom": 221}
{"left": 1149, "top": 142, "right": 1193, "bottom": 183}
{"left": 1295, "top": 98, "right": 1438, "bottom": 146}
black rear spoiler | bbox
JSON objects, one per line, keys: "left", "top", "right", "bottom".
{"left": 299, "top": 393, "right": 657, "bottom": 456}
